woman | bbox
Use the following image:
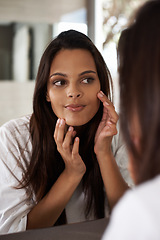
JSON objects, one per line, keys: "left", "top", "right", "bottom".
{"left": 0, "top": 30, "right": 132, "bottom": 234}
{"left": 102, "top": 0, "right": 160, "bottom": 239}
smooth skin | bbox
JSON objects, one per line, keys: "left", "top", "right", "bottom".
{"left": 95, "top": 91, "right": 128, "bottom": 209}
{"left": 27, "top": 49, "right": 128, "bottom": 229}
{"left": 46, "top": 49, "right": 101, "bottom": 126}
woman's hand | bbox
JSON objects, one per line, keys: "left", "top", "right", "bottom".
{"left": 27, "top": 119, "right": 86, "bottom": 230}
{"left": 54, "top": 118, "right": 86, "bottom": 178}
{"left": 94, "top": 91, "right": 129, "bottom": 210}
{"left": 94, "top": 91, "right": 119, "bottom": 158}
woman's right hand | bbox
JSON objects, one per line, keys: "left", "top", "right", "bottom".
{"left": 54, "top": 118, "right": 86, "bottom": 178}
{"left": 27, "top": 119, "right": 86, "bottom": 229}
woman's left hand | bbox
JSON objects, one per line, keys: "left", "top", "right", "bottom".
{"left": 94, "top": 91, "right": 119, "bottom": 157}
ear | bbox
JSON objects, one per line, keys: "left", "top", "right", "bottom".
{"left": 46, "top": 92, "right": 50, "bottom": 102}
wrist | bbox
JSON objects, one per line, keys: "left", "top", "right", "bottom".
{"left": 63, "top": 168, "right": 84, "bottom": 184}
{"left": 95, "top": 145, "right": 112, "bottom": 158}
{"left": 96, "top": 150, "right": 114, "bottom": 163}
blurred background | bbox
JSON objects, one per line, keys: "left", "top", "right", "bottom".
{"left": 0, "top": 0, "right": 146, "bottom": 126}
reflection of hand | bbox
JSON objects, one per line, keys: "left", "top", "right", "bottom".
{"left": 54, "top": 119, "right": 86, "bottom": 177}
{"left": 94, "top": 91, "right": 119, "bottom": 158}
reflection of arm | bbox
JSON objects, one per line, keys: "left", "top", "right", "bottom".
{"left": 97, "top": 122, "right": 133, "bottom": 210}
{"left": 27, "top": 121, "right": 86, "bottom": 229}
{"left": 97, "top": 151, "right": 129, "bottom": 211}
{"left": 0, "top": 117, "right": 34, "bottom": 234}
{"left": 27, "top": 169, "right": 83, "bottom": 229}
{"left": 95, "top": 93, "right": 132, "bottom": 210}
{"left": 112, "top": 122, "right": 134, "bottom": 188}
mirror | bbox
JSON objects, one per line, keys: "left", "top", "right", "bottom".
{"left": 0, "top": 0, "right": 87, "bottom": 81}
{"left": 0, "top": 20, "right": 87, "bottom": 82}
{"left": 0, "top": 2, "right": 87, "bottom": 126}
{"left": 0, "top": 22, "right": 53, "bottom": 81}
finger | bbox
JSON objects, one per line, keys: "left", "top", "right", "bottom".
{"left": 72, "top": 130, "right": 77, "bottom": 138}
{"left": 72, "top": 137, "right": 79, "bottom": 157}
{"left": 97, "top": 90, "right": 113, "bottom": 106}
{"left": 97, "top": 91, "right": 118, "bottom": 122}
{"left": 54, "top": 118, "right": 60, "bottom": 140}
{"left": 97, "top": 91, "right": 115, "bottom": 111}
{"left": 56, "top": 118, "right": 66, "bottom": 145}
{"left": 103, "top": 123, "right": 118, "bottom": 137}
{"left": 103, "top": 102, "right": 119, "bottom": 124}
{"left": 101, "top": 107, "right": 109, "bottom": 122}
{"left": 62, "top": 126, "right": 74, "bottom": 151}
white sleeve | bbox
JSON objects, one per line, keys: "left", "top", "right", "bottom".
{"left": 102, "top": 190, "right": 159, "bottom": 240}
{"left": 0, "top": 121, "right": 35, "bottom": 234}
{"left": 111, "top": 122, "right": 134, "bottom": 187}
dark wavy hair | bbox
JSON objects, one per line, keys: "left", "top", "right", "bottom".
{"left": 23, "top": 30, "right": 113, "bottom": 225}
{"left": 118, "top": 0, "right": 160, "bottom": 184}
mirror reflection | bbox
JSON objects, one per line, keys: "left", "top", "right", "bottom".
{"left": 0, "top": 22, "right": 53, "bottom": 81}
{"left": 0, "top": 0, "right": 87, "bottom": 82}
{"left": 0, "top": 28, "right": 133, "bottom": 236}
{"left": 0, "top": 2, "right": 87, "bottom": 126}
{"left": 0, "top": 0, "right": 145, "bottom": 237}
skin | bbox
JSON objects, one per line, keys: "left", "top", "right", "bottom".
{"left": 27, "top": 49, "right": 128, "bottom": 229}
{"left": 95, "top": 91, "right": 128, "bottom": 209}
{"left": 47, "top": 49, "right": 101, "bottom": 126}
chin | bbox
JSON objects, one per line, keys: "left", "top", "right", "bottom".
{"left": 65, "top": 119, "right": 90, "bottom": 127}
{"left": 66, "top": 121, "right": 85, "bottom": 127}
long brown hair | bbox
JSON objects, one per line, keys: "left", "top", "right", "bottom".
{"left": 23, "top": 30, "right": 112, "bottom": 224}
{"left": 118, "top": 0, "right": 160, "bottom": 184}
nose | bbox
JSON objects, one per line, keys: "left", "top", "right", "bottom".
{"left": 67, "top": 85, "right": 82, "bottom": 98}
{"left": 68, "top": 92, "right": 81, "bottom": 98}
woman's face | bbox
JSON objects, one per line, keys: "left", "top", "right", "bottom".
{"left": 47, "top": 49, "right": 101, "bottom": 126}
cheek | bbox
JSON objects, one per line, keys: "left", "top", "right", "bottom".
{"left": 48, "top": 91, "right": 60, "bottom": 111}
{"left": 95, "top": 97, "right": 100, "bottom": 109}
{"left": 89, "top": 93, "right": 100, "bottom": 113}
{"left": 89, "top": 83, "right": 100, "bottom": 104}
{"left": 93, "top": 87, "right": 100, "bottom": 104}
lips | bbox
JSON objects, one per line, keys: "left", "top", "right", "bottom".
{"left": 65, "top": 104, "right": 85, "bottom": 112}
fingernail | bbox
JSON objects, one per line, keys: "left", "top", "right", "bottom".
{"left": 99, "top": 91, "right": 104, "bottom": 97}
{"left": 60, "top": 119, "right": 65, "bottom": 126}
{"left": 57, "top": 118, "right": 60, "bottom": 125}
{"left": 75, "top": 137, "right": 79, "bottom": 142}
{"left": 68, "top": 126, "right": 73, "bottom": 131}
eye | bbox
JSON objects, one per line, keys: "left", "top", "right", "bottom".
{"left": 53, "top": 79, "right": 66, "bottom": 86}
{"left": 81, "top": 77, "right": 94, "bottom": 84}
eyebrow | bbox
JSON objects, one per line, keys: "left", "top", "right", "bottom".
{"left": 79, "top": 70, "right": 97, "bottom": 76}
{"left": 49, "top": 72, "right": 67, "bottom": 78}
{"left": 49, "top": 70, "right": 97, "bottom": 79}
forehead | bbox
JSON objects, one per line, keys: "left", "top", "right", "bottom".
{"left": 50, "top": 49, "right": 97, "bottom": 71}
